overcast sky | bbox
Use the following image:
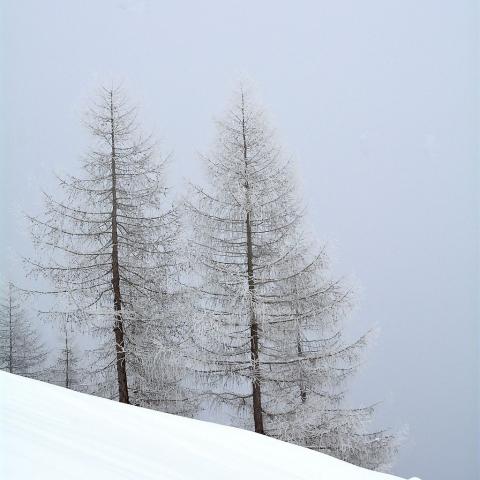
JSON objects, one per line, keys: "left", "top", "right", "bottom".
{"left": 1, "top": 1, "right": 478, "bottom": 479}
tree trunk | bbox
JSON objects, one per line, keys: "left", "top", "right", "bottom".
{"left": 241, "top": 91, "right": 264, "bottom": 434}
{"left": 296, "top": 333, "right": 307, "bottom": 404}
{"left": 8, "top": 284, "right": 12, "bottom": 374}
{"left": 295, "top": 286, "right": 307, "bottom": 404}
{"left": 246, "top": 211, "right": 265, "bottom": 434}
{"left": 65, "top": 328, "right": 70, "bottom": 389}
{"left": 109, "top": 91, "right": 129, "bottom": 404}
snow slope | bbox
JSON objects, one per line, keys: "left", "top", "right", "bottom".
{"left": 0, "top": 372, "right": 407, "bottom": 480}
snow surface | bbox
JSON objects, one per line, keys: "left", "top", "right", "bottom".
{"left": 0, "top": 372, "right": 408, "bottom": 480}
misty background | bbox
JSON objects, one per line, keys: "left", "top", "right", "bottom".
{"left": 0, "top": 1, "right": 478, "bottom": 479}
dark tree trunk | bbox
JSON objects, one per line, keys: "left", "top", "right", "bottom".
{"left": 246, "top": 211, "right": 265, "bottom": 434}
{"left": 109, "top": 91, "right": 130, "bottom": 404}
{"left": 241, "top": 92, "right": 264, "bottom": 434}
{"left": 65, "top": 329, "right": 70, "bottom": 389}
{"left": 297, "top": 334, "right": 307, "bottom": 404}
{"left": 295, "top": 288, "right": 307, "bottom": 404}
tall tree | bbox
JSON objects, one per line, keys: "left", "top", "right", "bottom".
{"left": 0, "top": 283, "right": 47, "bottom": 378}
{"left": 28, "top": 86, "right": 188, "bottom": 410}
{"left": 185, "top": 85, "right": 395, "bottom": 469}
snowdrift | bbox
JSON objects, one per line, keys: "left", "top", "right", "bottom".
{"left": 0, "top": 372, "right": 406, "bottom": 479}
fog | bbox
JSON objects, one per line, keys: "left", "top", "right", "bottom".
{"left": 1, "top": 1, "right": 478, "bottom": 479}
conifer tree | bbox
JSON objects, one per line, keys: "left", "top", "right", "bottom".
{"left": 29, "top": 86, "right": 192, "bottom": 413}
{"left": 0, "top": 283, "right": 47, "bottom": 379}
{"left": 49, "top": 319, "right": 84, "bottom": 390}
{"left": 185, "top": 85, "right": 395, "bottom": 469}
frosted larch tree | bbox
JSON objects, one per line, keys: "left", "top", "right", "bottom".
{"left": 185, "top": 85, "right": 396, "bottom": 469}
{"left": 28, "top": 86, "right": 192, "bottom": 413}
{"left": 0, "top": 282, "right": 47, "bottom": 379}
{"left": 261, "top": 235, "right": 396, "bottom": 469}
{"left": 48, "top": 318, "right": 84, "bottom": 391}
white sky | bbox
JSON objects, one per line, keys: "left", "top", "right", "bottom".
{"left": 1, "top": 1, "right": 478, "bottom": 479}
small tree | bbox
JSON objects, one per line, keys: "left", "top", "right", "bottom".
{"left": 123, "top": 284, "right": 197, "bottom": 415}
{"left": 260, "top": 237, "right": 396, "bottom": 469}
{"left": 185, "top": 85, "right": 395, "bottom": 469}
{"left": 0, "top": 283, "right": 47, "bottom": 378}
{"left": 49, "top": 319, "right": 84, "bottom": 390}
{"left": 28, "top": 85, "right": 191, "bottom": 411}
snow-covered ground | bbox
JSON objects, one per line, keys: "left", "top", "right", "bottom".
{"left": 0, "top": 372, "right": 409, "bottom": 480}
